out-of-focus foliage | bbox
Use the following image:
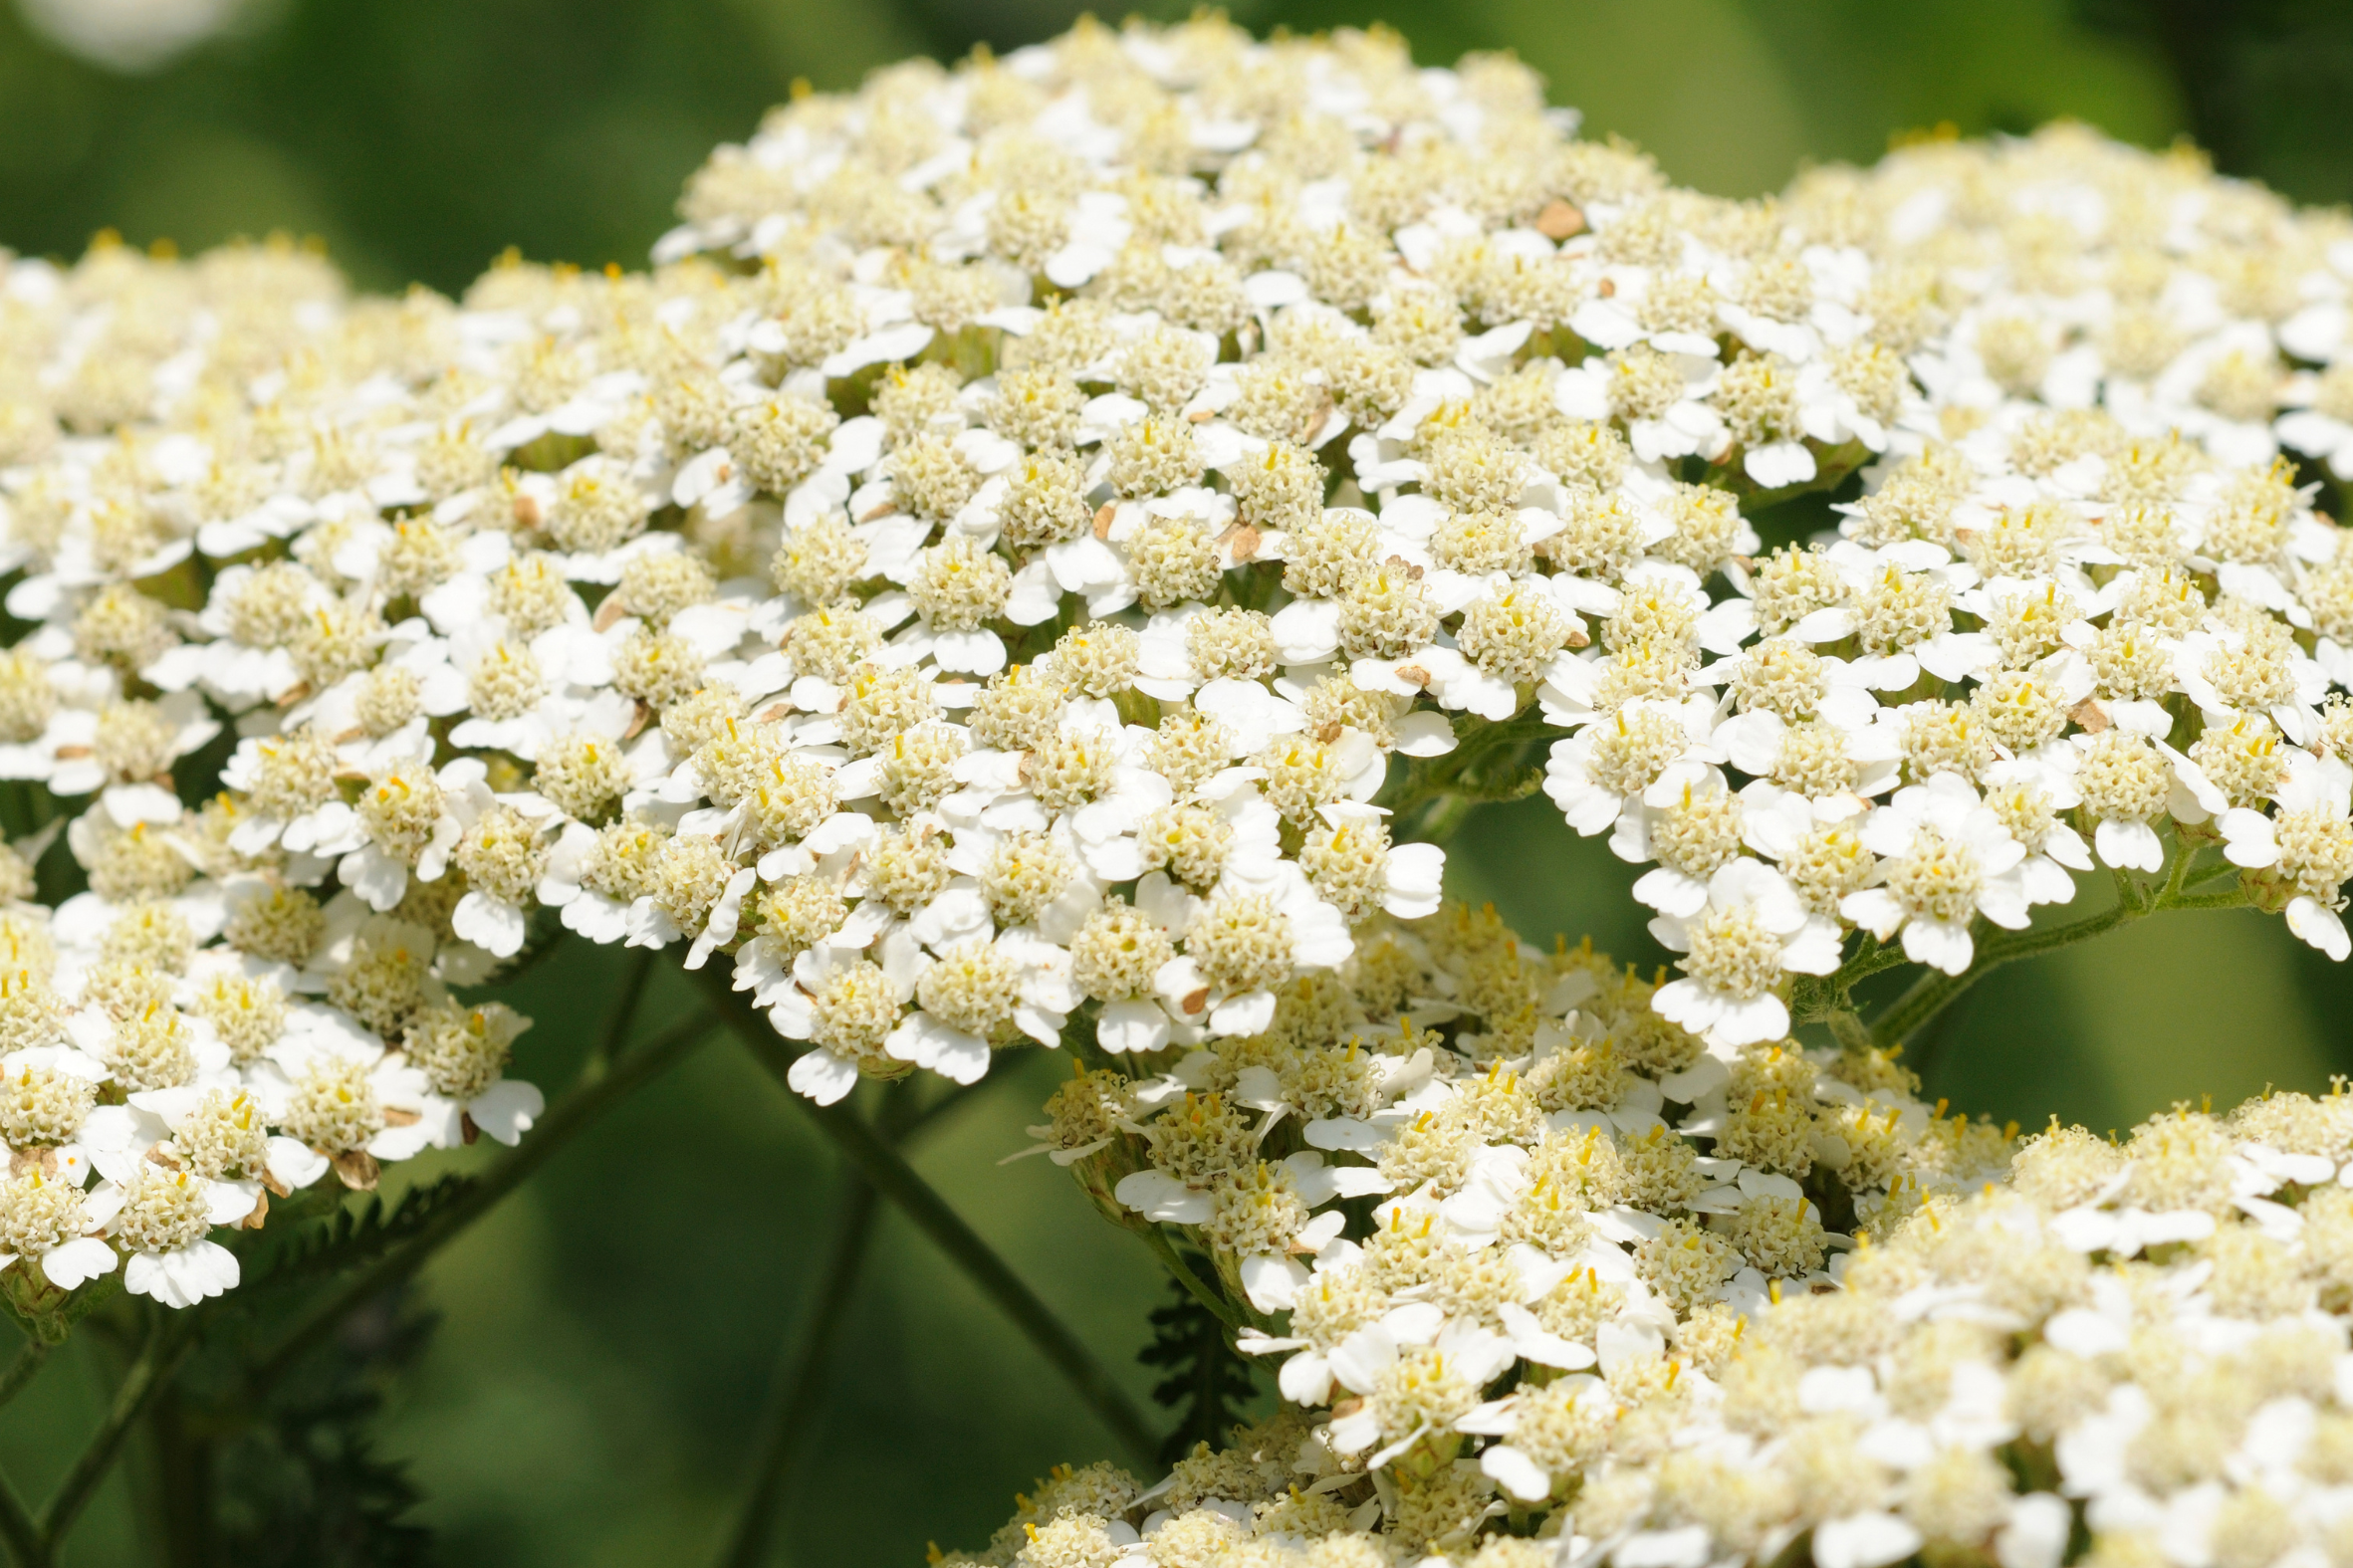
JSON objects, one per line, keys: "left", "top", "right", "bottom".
{"left": 2, "top": 2, "right": 2349, "bottom": 1564}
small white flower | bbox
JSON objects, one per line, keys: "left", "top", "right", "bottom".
{"left": 1844, "top": 775, "right": 2032, "bottom": 974}
{"left": 1649, "top": 857, "right": 1840, "bottom": 1046}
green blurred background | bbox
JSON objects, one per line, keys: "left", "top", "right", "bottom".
{"left": 5, "top": 0, "right": 2353, "bottom": 1562}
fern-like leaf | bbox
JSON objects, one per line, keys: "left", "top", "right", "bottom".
{"left": 1136, "top": 1267, "right": 1258, "bottom": 1466}
{"left": 252, "top": 1173, "right": 481, "bottom": 1292}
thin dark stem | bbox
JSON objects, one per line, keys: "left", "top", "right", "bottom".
{"left": 585, "top": 947, "right": 660, "bottom": 1082}
{"left": 0, "top": 1464, "right": 36, "bottom": 1568}
{"left": 245, "top": 1008, "right": 715, "bottom": 1395}
{"left": 147, "top": 1381, "right": 211, "bottom": 1568}
{"left": 38, "top": 1318, "right": 195, "bottom": 1562}
{"left": 704, "top": 973, "right": 1160, "bottom": 1467}
{"left": 898, "top": 1078, "right": 989, "bottom": 1141}
{"left": 714, "top": 1081, "right": 951, "bottom": 1567}
{"left": 714, "top": 1177, "right": 881, "bottom": 1568}
{"left": 0, "top": 1342, "right": 46, "bottom": 1412}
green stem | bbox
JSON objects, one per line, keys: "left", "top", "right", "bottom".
{"left": 1822, "top": 1009, "right": 1872, "bottom": 1054}
{"left": 1409, "top": 790, "right": 1479, "bottom": 847}
{"left": 0, "top": 1344, "right": 50, "bottom": 1565}
{"left": 706, "top": 973, "right": 1160, "bottom": 1468}
{"left": 1140, "top": 1226, "right": 1246, "bottom": 1332}
{"left": 2110, "top": 861, "right": 2145, "bottom": 914}
{"left": 898, "top": 1079, "right": 991, "bottom": 1141}
{"left": 1868, "top": 963, "right": 1983, "bottom": 1050}
{"left": 583, "top": 947, "right": 659, "bottom": 1082}
{"left": 714, "top": 1175, "right": 881, "bottom": 1568}
{"left": 0, "top": 1465, "right": 35, "bottom": 1568}
{"left": 2180, "top": 858, "right": 2243, "bottom": 893}
{"left": 244, "top": 1008, "right": 715, "bottom": 1395}
{"left": 1869, "top": 871, "right": 2254, "bottom": 1047}
{"left": 714, "top": 1083, "right": 953, "bottom": 1567}
{"left": 0, "top": 1342, "right": 45, "bottom": 1413}
{"left": 1383, "top": 707, "right": 1563, "bottom": 846}
{"left": 2165, "top": 885, "right": 2255, "bottom": 911}
{"left": 2159, "top": 841, "right": 2196, "bottom": 903}
{"left": 1790, "top": 933, "right": 1906, "bottom": 1027}
{"left": 36, "top": 1317, "right": 194, "bottom": 1564}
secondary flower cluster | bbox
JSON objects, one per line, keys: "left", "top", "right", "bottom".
{"left": 1528, "top": 124, "right": 2353, "bottom": 1049}
{"left": 965, "top": 900, "right": 2353, "bottom": 1568}
{"left": 0, "top": 245, "right": 557, "bottom": 1321}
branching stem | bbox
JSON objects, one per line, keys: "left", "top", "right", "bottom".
{"left": 1140, "top": 1227, "right": 1247, "bottom": 1332}
{"left": 714, "top": 1175, "right": 881, "bottom": 1568}
{"left": 0, "top": 1342, "right": 46, "bottom": 1413}
{"left": 1868, "top": 856, "right": 2252, "bottom": 1048}
{"left": 244, "top": 1007, "right": 715, "bottom": 1395}
{"left": 0, "top": 1467, "right": 34, "bottom": 1568}
{"left": 38, "top": 1318, "right": 191, "bottom": 1559}
{"left": 1385, "top": 707, "right": 1565, "bottom": 847}
{"left": 706, "top": 972, "right": 1160, "bottom": 1467}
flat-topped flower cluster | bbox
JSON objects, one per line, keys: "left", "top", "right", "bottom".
{"left": 0, "top": 9, "right": 2345, "bottom": 1355}
{"left": 661, "top": 17, "right": 2353, "bottom": 1062}
{"left": 965, "top": 900, "right": 2353, "bottom": 1568}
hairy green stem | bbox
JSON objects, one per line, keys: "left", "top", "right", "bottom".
{"left": 2182, "top": 858, "right": 2244, "bottom": 892}
{"left": 1868, "top": 964, "right": 1984, "bottom": 1051}
{"left": 245, "top": 1008, "right": 716, "bottom": 1395}
{"left": 1409, "top": 790, "right": 1480, "bottom": 847}
{"left": 706, "top": 972, "right": 1160, "bottom": 1467}
{"left": 1140, "top": 1227, "right": 1247, "bottom": 1332}
{"left": 1385, "top": 707, "right": 1564, "bottom": 847}
{"left": 1791, "top": 933, "right": 1909, "bottom": 1026}
{"left": 1822, "top": 1009, "right": 1872, "bottom": 1053}
{"left": 1869, "top": 866, "right": 2253, "bottom": 1047}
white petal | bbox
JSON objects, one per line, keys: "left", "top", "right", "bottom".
{"left": 451, "top": 892, "right": 527, "bottom": 957}
{"left": 1113, "top": 1170, "right": 1212, "bottom": 1226}
{"left": 466, "top": 1078, "right": 545, "bottom": 1144}
{"left": 1813, "top": 1514, "right": 1923, "bottom": 1568}
{"left": 1239, "top": 1253, "right": 1309, "bottom": 1313}
{"left": 266, "top": 1137, "right": 332, "bottom": 1191}
{"left": 38, "top": 1236, "right": 118, "bottom": 1291}
{"left": 1095, "top": 998, "right": 1171, "bottom": 1055}
{"left": 1277, "top": 1350, "right": 1333, "bottom": 1406}
{"left": 1480, "top": 1444, "right": 1554, "bottom": 1504}
{"left": 786, "top": 1049, "right": 861, "bottom": 1106}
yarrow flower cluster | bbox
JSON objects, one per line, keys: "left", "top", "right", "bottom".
{"left": 667, "top": 20, "right": 2353, "bottom": 1071}
{"left": 968, "top": 899, "right": 2353, "bottom": 1568}
{"left": 0, "top": 2, "right": 2348, "bottom": 1455}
